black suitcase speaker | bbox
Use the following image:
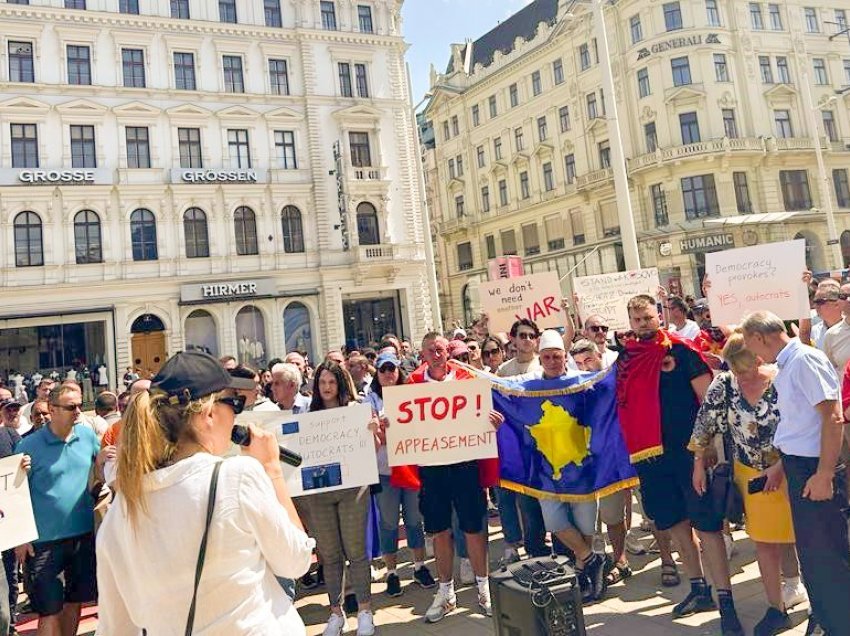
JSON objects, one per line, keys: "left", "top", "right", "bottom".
{"left": 490, "top": 555, "right": 586, "bottom": 636}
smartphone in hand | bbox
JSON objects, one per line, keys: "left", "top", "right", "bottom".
{"left": 748, "top": 475, "right": 768, "bottom": 494}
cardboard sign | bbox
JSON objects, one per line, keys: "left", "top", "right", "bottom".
{"left": 238, "top": 404, "right": 378, "bottom": 497}
{"left": 382, "top": 379, "right": 497, "bottom": 467}
{"left": 706, "top": 239, "right": 809, "bottom": 326}
{"left": 573, "top": 268, "right": 661, "bottom": 331}
{"left": 0, "top": 454, "right": 38, "bottom": 552}
{"left": 479, "top": 271, "right": 563, "bottom": 333}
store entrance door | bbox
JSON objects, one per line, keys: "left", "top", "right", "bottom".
{"left": 130, "top": 314, "right": 167, "bottom": 378}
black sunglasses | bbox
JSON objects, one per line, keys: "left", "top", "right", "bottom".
{"left": 589, "top": 325, "right": 609, "bottom": 333}
{"left": 378, "top": 364, "right": 397, "bottom": 373}
{"left": 516, "top": 332, "right": 537, "bottom": 340}
{"left": 482, "top": 348, "right": 500, "bottom": 356}
{"left": 216, "top": 395, "right": 246, "bottom": 415}
{"left": 814, "top": 298, "right": 838, "bottom": 305}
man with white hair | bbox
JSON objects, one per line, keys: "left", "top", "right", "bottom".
{"left": 809, "top": 279, "right": 843, "bottom": 350}
{"left": 741, "top": 310, "right": 849, "bottom": 635}
{"left": 271, "top": 363, "right": 310, "bottom": 413}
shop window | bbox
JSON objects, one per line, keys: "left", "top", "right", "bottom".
{"left": 185, "top": 309, "right": 218, "bottom": 356}
{"left": 284, "top": 302, "right": 314, "bottom": 363}
{"left": 74, "top": 210, "right": 102, "bottom": 264}
{"left": 281, "top": 205, "right": 304, "bottom": 253}
{"left": 131, "top": 314, "right": 166, "bottom": 333}
{"left": 130, "top": 208, "right": 158, "bottom": 261}
{"left": 356, "top": 202, "right": 380, "bottom": 246}
{"left": 234, "top": 206, "right": 258, "bottom": 255}
{"left": 14, "top": 211, "right": 43, "bottom": 267}
{"left": 236, "top": 306, "right": 267, "bottom": 368}
{"left": 183, "top": 207, "right": 210, "bottom": 258}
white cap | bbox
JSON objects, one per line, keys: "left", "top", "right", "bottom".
{"left": 452, "top": 328, "right": 467, "bottom": 339}
{"left": 538, "top": 329, "right": 564, "bottom": 351}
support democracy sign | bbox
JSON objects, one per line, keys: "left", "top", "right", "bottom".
{"left": 706, "top": 239, "right": 808, "bottom": 326}
{"left": 0, "top": 454, "right": 38, "bottom": 552}
{"left": 382, "top": 380, "right": 497, "bottom": 467}
{"left": 239, "top": 404, "right": 378, "bottom": 496}
{"left": 573, "top": 268, "right": 660, "bottom": 331}
{"left": 478, "top": 271, "right": 563, "bottom": 333}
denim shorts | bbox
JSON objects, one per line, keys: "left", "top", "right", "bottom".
{"left": 540, "top": 499, "right": 598, "bottom": 537}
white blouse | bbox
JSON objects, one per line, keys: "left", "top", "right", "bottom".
{"left": 96, "top": 454, "right": 314, "bottom": 635}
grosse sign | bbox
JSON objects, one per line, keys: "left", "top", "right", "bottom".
{"left": 170, "top": 169, "right": 265, "bottom": 184}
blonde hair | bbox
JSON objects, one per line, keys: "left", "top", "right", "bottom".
{"left": 117, "top": 390, "right": 215, "bottom": 526}
{"left": 722, "top": 331, "right": 758, "bottom": 374}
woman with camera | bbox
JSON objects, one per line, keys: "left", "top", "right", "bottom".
{"left": 690, "top": 333, "right": 804, "bottom": 636}
{"left": 95, "top": 351, "right": 314, "bottom": 635}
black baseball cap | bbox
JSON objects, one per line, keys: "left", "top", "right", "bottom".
{"left": 152, "top": 351, "right": 255, "bottom": 403}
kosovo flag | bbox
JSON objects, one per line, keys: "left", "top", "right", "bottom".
{"left": 491, "top": 367, "right": 638, "bottom": 502}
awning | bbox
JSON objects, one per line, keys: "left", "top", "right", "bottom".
{"left": 703, "top": 212, "right": 800, "bottom": 226}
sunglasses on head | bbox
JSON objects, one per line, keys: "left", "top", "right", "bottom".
{"left": 589, "top": 325, "right": 609, "bottom": 333}
{"left": 216, "top": 395, "right": 246, "bottom": 415}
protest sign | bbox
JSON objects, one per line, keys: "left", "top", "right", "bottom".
{"left": 706, "top": 239, "right": 808, "bottom": 326}
{"left": 382, "top": 379, "right": 497, "bottom": 467}
{"left": 573, "top": 268, "right": 660, "bottom": 331}
{"left": 0, "top": 454, "right": 38, "bottom": 552}
{"left": 479, "top": 271, "right": 563, "bottom": 333}
{"left": 238, "top": 404, "right": 378, "bottom": 496}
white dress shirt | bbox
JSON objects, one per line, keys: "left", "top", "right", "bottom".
{"left": 773, "top": 338, "right": 840, "bottom": 458}
{"left": 96, "top": 454, "right": 314, "bottom": 635}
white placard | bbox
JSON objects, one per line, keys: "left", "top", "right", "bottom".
{"left": 0, "top": 454, "right": 38, "bottom": 552}
{"left": 478, "top": 272, "right": 564, "bottom": 333}
{"left": 237, "top": 404, "right": 378, "bottom": 497}
{"left": 573, "top": 268, "right": 661, "bottom": 331}
{"left": 382, "top": 380, "right": 497, "bottom": 467}
{"left": 706, "top": 239, "right": 809, "bottom": 326}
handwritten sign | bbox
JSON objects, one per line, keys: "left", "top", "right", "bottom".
{"left": 479, "top": 272, "right": 563, "bottom": 333}
{"left": 382, "top": 380, "right": 497, "bottom": 467}
{"left": 706, "top": 239, "right": 808, "bottom": 326}
{"left": 573, "top": 268, "right": 660, "bottom": 331}
{"left": 0, "top": 454, "right": 38, "bottom": 552}
{"left": 238, "top": 404, "right": 378, "bottom": 496}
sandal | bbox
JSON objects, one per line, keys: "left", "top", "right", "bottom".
{"left": 606, "top": 562, "right": 633, "bottom": 585}
{"left": 661, "top": 562, "right": 680, "bottom": 587}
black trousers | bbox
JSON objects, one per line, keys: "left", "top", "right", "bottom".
{"left": 782, "top": 454, "right": 850, "bottom": 636}
{"left": 1, "top": 549, "right": 16, "bottom": 624}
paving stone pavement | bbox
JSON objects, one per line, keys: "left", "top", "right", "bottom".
{"left": 295, "top": 522, "right": 812, "bottom": 636}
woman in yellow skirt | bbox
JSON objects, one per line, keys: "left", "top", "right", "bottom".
{"left": 690, "top": 333, "right": 799, "bottom": 636}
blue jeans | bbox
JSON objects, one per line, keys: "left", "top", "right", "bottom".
{"left": 376, "top": 475, "right": 425, "bottom": 555}
{"left": 496, "top": 487, "right": 548, "bottom": 557}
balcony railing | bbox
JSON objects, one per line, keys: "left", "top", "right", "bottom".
{"left": 629, "top": 137, "right": 766, "bottom": 171}
{"left": 355, "top": 244, "right": 397, "bottom": 262}
{"left": 351, "top": 166, "right": 386, "bottom": 180}
{"left": 576, "top": 167, "right": 613, "bottom": 188}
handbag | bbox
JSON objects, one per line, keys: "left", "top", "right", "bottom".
{"left": 185, "top": 461, "right": 223, "bottom": 636}
{"left": 706, "top": 374, "right": 745, "bottom": 525}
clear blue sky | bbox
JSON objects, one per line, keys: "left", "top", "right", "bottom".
{"left": 402, "top": 0, "right": 533, "bottom": 107}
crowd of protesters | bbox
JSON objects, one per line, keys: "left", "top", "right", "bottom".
{"left": 0, "top": 277, "right": 848, "bottom": 636}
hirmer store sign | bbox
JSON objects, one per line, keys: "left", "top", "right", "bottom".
{"left": 637, "top": 33, "right": 720, "bottom": 61}
{"left": 180, "top": 279, "right": 277, "bottom": 303}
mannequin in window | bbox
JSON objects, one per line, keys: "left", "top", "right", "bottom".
{"left": 97, "top": 365, "right": 109, "bottom": 389}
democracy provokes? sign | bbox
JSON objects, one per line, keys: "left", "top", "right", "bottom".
{"left": 478, "top": 272, "right": 563, "bottom": 334}
{"left": 706, "top": 239, "right": 809, "bottom": 327}
{"left": 0, "top": 454, "right": 38, "bottom": 552}
{"left": 382, "top": 380, "right": 497, "bottom": 467}
{"left": 240, "top": 404, "right": 378, "bottom": 497}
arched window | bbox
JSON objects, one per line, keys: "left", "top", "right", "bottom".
{"left": 14, "top": 211, "right": 43, "bottom": 267}
{"left": 185, "top": 309, "right": 219, "bottom": 356}
{"left": 281, "top": 205, "right": 304, "bottom": 253}
{"left": 130, "top": 209, "right": 158, "bottom": 261}
{"left": 183, "top": 207, "right": 210, "bottom": 258}
{"left": 356, "top": 202, "right": 380, "bottom": 246}
{"left": 74, "top": 210, "right": 102, "bottom": 264}
{"left": 234, "top": 206, "right": 258, "bottom": 255}
{"left": 130, "top": 313, "right": 166, "bottom": 333}
{"left": 235, "top": 305, "right": 267, "bottom": 367}
{"left": 283, "top": 302, "right": 314, "bottom": 363}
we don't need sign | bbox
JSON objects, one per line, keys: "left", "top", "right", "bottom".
{"left": 382, "top": 380, "right": 497, "bottom": 467}
{"left": 479, "top": 272, "right": 563, "bottom": 334}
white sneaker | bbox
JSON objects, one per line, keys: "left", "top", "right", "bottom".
{"left": 459, "top": 557, "right": 475, "bottom": 585}
{"left": 782, "top": 579, "right": 808, "bottom": 609}
{"left": 625, "top": 530, "right": 646, "bottom": 555}
{"left": 370, "top": 564, "right": 382, "bottom": 582}
{"left": 425, "top": 587, "right": 457, "bottom": 623}
{"left": 478, "top": 584, "right": 493, "bottom": 617}
{"left": 724, "top": 533, "right": 736, "bottom": 560}
{"left": 356, "top": 610, "right": 375, "bottom": 636}
{"left": 322, "top": 612, "right": 346, "bottom": 636}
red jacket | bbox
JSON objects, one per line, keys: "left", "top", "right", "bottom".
{"left": 389, "top": 363, "right": 501, "bottom": 490}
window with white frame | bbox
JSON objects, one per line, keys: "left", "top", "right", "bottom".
{"left": 274, "top": 130, "right": 297, "bottom": 168}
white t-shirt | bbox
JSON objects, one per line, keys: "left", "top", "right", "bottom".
{"left": 669, "top": 319, "right": 701, "bottom": 341}
{"left": 96, "top": 454, "right": 314, "bottom": 636}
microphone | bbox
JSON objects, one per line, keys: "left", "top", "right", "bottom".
{"left": 230, "top": 424, "right": 303, "bottom": 467}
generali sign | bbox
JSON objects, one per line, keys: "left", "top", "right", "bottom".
{"left": 637, "top": 33, "right": 720, "bottom": 60}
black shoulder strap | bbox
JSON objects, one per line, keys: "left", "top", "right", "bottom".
{"left": 185, "top": 460, "right": 222, "bottom": 636}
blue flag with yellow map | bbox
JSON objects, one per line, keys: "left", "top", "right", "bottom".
{"left": 491, "top": 367, "right": 638, "bottom": 502}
